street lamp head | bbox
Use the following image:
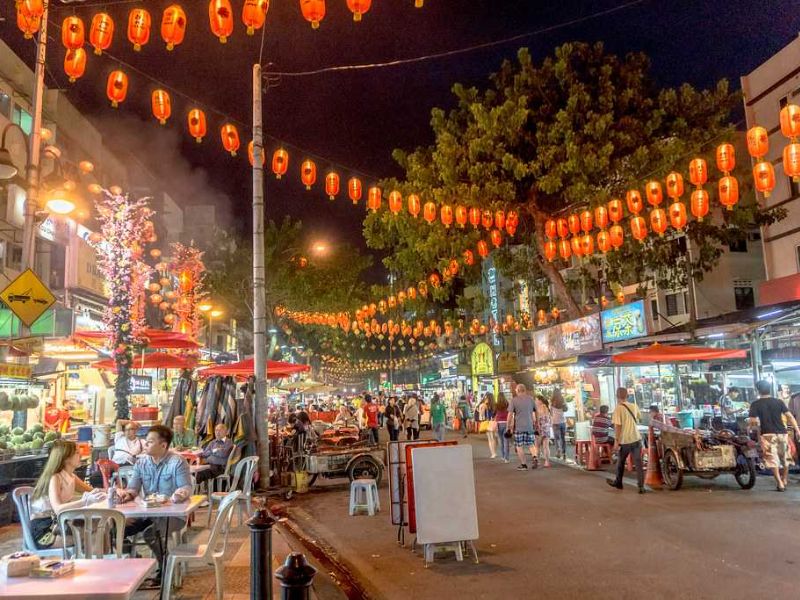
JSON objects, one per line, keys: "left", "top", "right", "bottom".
{"left": 0, "top": 148, "right": 18, "bottom": 181}
{"left": 45, "top": 187, "right": 76, "bottom": 215}
{"left": 210, "top": 310, "right": 223, "bottom": 318}
{"left": 198, "top": 303, "right": 213, "bottom": 312}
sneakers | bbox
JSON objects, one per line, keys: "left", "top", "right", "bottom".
{"left": 516, "top": 464, "right": 528, "bottom": 471}
{"left": 502, "top": 458, "right": 509, "bottom": 463}
{"left": 490, "top": 454, "right": 497, "bottom": 459}
{"left": 606, "top": 479, "right": 623, "bottom": 490}
{"left": 638, "top": 487, "right": 647, "bottom": 494}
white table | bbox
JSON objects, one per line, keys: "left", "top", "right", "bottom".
{"left": 189, "top": 464, "right": 210, "bottom": 474}
{"left": 1, "top": 558, "right": 156, "bottom": 600}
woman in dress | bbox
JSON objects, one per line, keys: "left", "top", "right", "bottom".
{"left": 403, "top": 396, "right": 420, "bottom": 440}
{"left": 494, "top": 393, "right": 510, "bottom": 463}
{"left": 479, "top": 393, "right": 498, "bottom": 458}
{"left": 535, "top": 394, "right": 553, "bottom": 468}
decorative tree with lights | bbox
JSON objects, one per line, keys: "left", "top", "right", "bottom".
{"left": 168, "top": 242, "right": 207, "bottom": 338}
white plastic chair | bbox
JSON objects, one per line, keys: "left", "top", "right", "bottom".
{"left": 58, "top": 507, "right": 126, "bottom": 559}
{"left": 207, "top": 455, "right": 258, "bottom": 527}
{"left": 11, "top": 487, "right": 66, "bottom": 558}
{"left": 162, "top": 491, "right": 241, "bottom": 600}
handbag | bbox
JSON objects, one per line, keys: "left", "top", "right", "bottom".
{"left": 504, "top": 428, "right": 513, "bottom": 439}
{"left": 479, "top": 421, "right": 489, "bottom": 434}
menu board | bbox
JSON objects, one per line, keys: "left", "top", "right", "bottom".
{"left": 533, "top": 314, "right": 602, "bottom": 362}
{"left": 601, "top": 300, "right": 648, "bottom": 343}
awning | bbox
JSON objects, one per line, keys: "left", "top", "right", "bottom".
{"left": 198, "top": 358, "right": 310, "bottom": 379}
{"left": 611, "top": 343, "right": 747, "bottom": 364}
{"left": 74, "top": 328, "right": 202, "bottom": 350}
{"left": 92, "top": 354, "right": 197, "bottom": 371}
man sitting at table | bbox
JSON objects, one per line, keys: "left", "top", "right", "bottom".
{"left": 111, "top": 419, "right": 145, "bottom": 468}
{"left": 171, "top": 415, "right": 196, "bottom": 450}
{"left": 195, "top": 423, "right": 234, "bottom": 488}
{"left": 591, "top": 405, "right": 615, "bottom": 446}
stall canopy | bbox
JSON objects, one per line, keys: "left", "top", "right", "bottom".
{"left": 74, "top": 329, "right": 202, "bottom": 350}
{"left": 198, "top": 358, "right": 310, "bottom": 379}
{"left": 611, "top": 343, "right": 747, "bottom": 364}
{"left": 92, "top": 354, "right": 198, "bottom": 371}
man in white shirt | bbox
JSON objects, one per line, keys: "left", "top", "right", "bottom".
{"left": 111, "top": 419, "right": 144, "bottom": 467}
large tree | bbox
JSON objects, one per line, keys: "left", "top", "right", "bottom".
{"left": 364, "top": 42, "right": 783, "bottom": 317}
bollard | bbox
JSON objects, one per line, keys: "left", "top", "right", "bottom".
{"left": 247, "top": 499, "right": 277, "bottom": 600}
{"left": 274, "top": 552, "right": 317, "bottom": 600}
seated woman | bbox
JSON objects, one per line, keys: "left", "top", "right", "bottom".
{"left": 30, "top": 440, "right": 105, "bottom": 549}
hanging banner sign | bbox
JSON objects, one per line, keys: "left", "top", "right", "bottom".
{"left": 533, "top": 314, "right": 602, "bottom": 362}
{"left": 470, "top": 342, "right": 494, "bottom": 376}
{"left": 601, "top": 300, "right": 648, "bottom": 343}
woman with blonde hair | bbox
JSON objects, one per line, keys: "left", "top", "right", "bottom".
{"left": 494, "top": 392, "right": 511, "bottom": 462}
{"left": 535, "top": 394, "right": 553, "bottom": 468}
{"left": 403, "top": 395, "right": 420, "bottom": 440}
{"left": 479, "top": 393, "right": 498, "bottom": 458}
{"left": 30, "top": 440, "right": 105, "bottom": 548}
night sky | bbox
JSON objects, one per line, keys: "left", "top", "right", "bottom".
{"left": 2, "top": 0, "right": 799, "bottom": 280}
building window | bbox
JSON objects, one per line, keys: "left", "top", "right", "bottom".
{"left": 734, "top": 286, "right": 755, "bottom": 310}
{"left": 665, "top": 293, "right": 682, "bottom": 317}
{"left": 728, "top": 238, "right": 747, "bottom": 252}
{"left": 0, "top": 92, "right": 10, "bottom": 119}
{"left": 7, "top": 244, "right": 22, "bottom": 271}
{"left": 650, "top": 299, "right": 659, "bottom": 323}
{"left": 11, "top": 106, "right": 32, "bottom": 136}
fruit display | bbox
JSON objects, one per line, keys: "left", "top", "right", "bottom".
{"left": 0, "top": 423, "right": 57, "bottom": 455}
{"left": 0, "top": 392, "right": 41, "bottom": 411}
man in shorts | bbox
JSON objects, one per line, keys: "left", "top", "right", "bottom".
{"left": 508, "top": 384, "right": 537, "bottom": 470}
{"left": 749, "top": 380, "right": 800, "bottom": 491}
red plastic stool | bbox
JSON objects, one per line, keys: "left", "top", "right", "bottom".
{"left": 96, "top": 459, "right": 119, "bottom": 489}
{"left": 575, "top": 441, "right": 591, "bottom": 466}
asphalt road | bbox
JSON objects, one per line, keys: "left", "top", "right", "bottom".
{"left": 280, "top": 431, "right": 800, "bottom": 600}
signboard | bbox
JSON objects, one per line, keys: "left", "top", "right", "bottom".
{"left": 487, "top": 266, "right": 501, "bottom": 347}
{"left": 0, "top": 269, "right": 56, "bottom": 327}
{"left": 420, "top": 371, "right": 441, "bottom": 385}
{"left": 470, "top": 342, "right": 494, "bottom": 377}
{"left": 130, "top": 375, "right": 153, "bottom": 395}
{"left": 600, "top": 300, "right": 648, "bottom": 343}
{"left": 497, "top": 351, "right": 520, "bottom": 374}
{"left": 533, "top": 314, "right": 602, "bottom": 362}
{"left": 0, "top": 363, "right": 32, "bottom": 379}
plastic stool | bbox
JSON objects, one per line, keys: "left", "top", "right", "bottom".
{"left": 349, "top": 479, "right": 380, "bottom": 516}
{"left": 575, "top": 441, "right": 591, "bottom": 466}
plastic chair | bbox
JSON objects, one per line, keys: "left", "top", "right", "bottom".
{"left": 11, "top": 487, "right": 66, "bottom": 558}
{"left": 349, "top": 479, "right": 380, "bottom": 516}
{"left": 96, "top": 459, "right": 119, "bottom": 489}
{"left": 58, "top": 507, "right": 126, "bottom": 559}
{"left": 212, "top": 446, "right": 242, "bottom": 494}
{"left": 162, "top": 491, "right": 241, "bottom": 600}
{"left": 207, "top": 455, "right": 259, "bottom": 527}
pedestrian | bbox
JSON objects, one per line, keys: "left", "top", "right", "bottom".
{"left": 480, "top": 393, "right": 498, "bottom": 458}
{"left": 749, "top": 380, "right": 800, "bottom": 492}
{"left": 550, "top": 389, "right": 567, "bottom": 459}
{"left": 431, "top": 393, "right": 447, "bottom": 442}
{"left": 403, "top": 395, "right": 421, "bottom": 440}
{"left": 508, "top": 384, "right": 538, "bottom": 470}
{"left": 494, "top": 392, "right": 510, "bottom": 463}
{"left": 456, "top": 395, "right": 471, "bottom": 438}
{"left": 606, "top": 387, "right": 645, "bottom": 494}
{"left": 385, "top": 396, "right": 402, "bottom": 442}
{"left": 363, "top": 394, "right": 380, "bottom": 445}
{"left": 535, "top": 394, "right": 552, "bottom": 468}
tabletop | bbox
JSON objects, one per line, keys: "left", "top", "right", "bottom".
{"left": 88, "top": 494, "right": 205, "bottom": 519}
{"left": 190, "top": 464, "right": 210, "bottom": 474}
{"left": 0, "top": 558, "right": 156, "bottom": 600}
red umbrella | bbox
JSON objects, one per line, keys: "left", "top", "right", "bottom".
{"left": 198, "top": 358, "right": 310, "bottom": 379}
{"left": 611, "top": 343, "right": 747, "bottom": 364}
{"left": 74, "top": 328, "right": 201, "bottom": 350}
{"left": 93, "top": 353, "right": 197, "bottom": 371}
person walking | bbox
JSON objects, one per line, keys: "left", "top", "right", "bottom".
{"left": 494, "top": 392, "right": 510, "bottom": 463}
{"left": 403, "top": 395, "right": 421, "bottom": 440}
{"left": 431, "top": 393, "right": 447, "bottom": 442}
{"left": 535, "top": 394, "right": 552, "bottom": 468}
{"left": 550, "top": 389, "right": 567, "bottom": 459}
{"left": 456, "top": 395, "right": 471, "bottom": 438}
{"left": 385, "top": 396, "right": 402, "bottom": 442}
{"left": 480, "top": 393, "right": 498, "bottom": 458}
{"left": 508, "top": 384, "right": 538, "bottom": 470}
{"left": 607, "top": 387, "right": 645, "bottom": 494}
{"left": 363, "top": 394, "right": 381, "bottom": 445}
{"left": 749, "top": 380, "right": 800, "bottom": 491}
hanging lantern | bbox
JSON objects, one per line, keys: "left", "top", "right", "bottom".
{"left": 159, "top": 301, "right": 169, "bottom": 311}
{"left": 556, "top": 218, "right": 569, "bottom": 238}
{"left": 348, "top": 178, "right": 363, "bottom": 204}
{"left": 780, "top": 104, "right": 800, "bottom": 139}
{"left": 187, "top": 109, "right": 207, "bottom": 143}
{"left": 148, "top": 282, "right": 161, "bottom": 293}
{"left": 347, "top": 0, "right": 371, "bottom": 21}
{"left": 428, "top": 273, "right": 441, "bottom": 288}
{"left": 407, "top": 192, "right": 420, "bottom": 216}
{"left": 268, "top": 148, "right": 288, "bottom": 178}
{"left": 625, "top": 190, "right": 643, "bottom": 215}
{"left": 570, "top": 236, "right": 583, "bottom": 258}
{"left": 324, "top": 172, "right": 340, "bottom": 199}
{"left": 580, "top": 234, "right": 594, "bottom": 256}
{"left": 690, "top": 189, "right": 709, "bottom": 221}
{"left": 490, "top": 229, "right": 502, "bottom": 248}
{"left": 505, "top": 216, "right": 517, "bottom": 237}
{"left": 481, "top": 210, "right": 494, "bottom": 230}
{"left": 388, "top": 295, "right": 397, "bottom": 309}
{"left": 440, "top": 204, "right": 454, "bottom": 227}
{"left": 665, "top": 172, "right": 684, "bottom": 200}
{"left": 455, "top": 205, "right": 468, "bottom": 228}
{"left": 689, "top": 158, "right": 708, "bottom": 187}
{"left": 387, "top": 190, "right": 402, "bottom": 214}
{"left": 209, "top": 0, "right": 234, "bottom": 43}
{"left": 567, "top": 213, "right": 581, "bottom": 236}
{"left": 463, "top": 249, "right": 474, "bottom": 266}
{"left": 106, "top": 70, "right": 128, "bottom": 107}
{"left": 151, "top": 89, "right": 172, "bottom": 125}
{"left": 248, "top": 141, "right": 265, "bottom": 167}
{"left": 645, "top": 181, "right": 663, "bottom": 206}
{"left": 367, "top": 186, "right": 382, "bottom": 211}
{"left": 301, "top": 160, "right": 317, "bottom": 190}
{"left": 753, "top": 161, "right": 776, "bottom": 198}
{"left": 150, "top": 248, "right": 162, "bottom": 259}
{"left": 579, "top": 210, "right": 593, "bottom": 233}
{"left": 494, "top": 210, "right": 506, "bottom": 230}
{"left": 242, "top": 0, "right": 269, "bottom": 35}
{"left": 423, "top": 201, "right": 436, "bottom": 224}
{"left": 300, "top": 0, "right": 326, "bottom": 29}
{"left": 448, "top": 258, "right": 460, "bottom": 276}
{"left": 127, "top": 8, "right": 151, "bottom": 51}
{"left": 64, "top": 48, "right": 87, "bottom": 83}
{"left": 718, "top": 175, "right": 739, "bottom": 211}
{"left": 407, "top": 286, "right": 417, "bottom": 300}
{"left": 150, "top": 294, "right": 163, "bottom": 305}
{"left": 17, "top": 7, "right": 41, "bottom": 39}
{"left": 468, "top": 207, "right": 481, "bottom": 228}
{"left": 220, "top": 123, "right": 240, "bottom": 156}
{"left": 545, "top": 219, "right": 557, "bottom": 239}
{"left": 161, "top": 5, "right": 187, "bottom": 50}
{"left": 62, "top": 16, "right": 85, "bottom": 50}
{"left": 18, "top": 0, "right": 44, "bottom": 19}
{"left": 477, "top": 240, "right": 489, "bottom": 258}
{"left": 607, "top": 199, "right": 624, "bottom": 223}
{"left": 650, "top": 208, "right": 668, "bottom": 236}
{"left": 669, "top": 202, "right": 687, "bottom": 230}
{"left": 630, "top": 216, "right": 648, "bottom": 243}
{"left": 596, "top": 230, "right": 611, "bottom": 253}
{"left": 783, "top": 143, "right": 800, "bottom": 182}
{"left": 593, "top": 206, "right": 609, "bottom": 230}
{"left": 558, "top": 239, "right": 571, "bottom": 260}
{"left": 609, "top": 224, "right": 624, "bottom": 250}
{"left": 716, "top": 143, "right": 736, "bottom": 174}
{"left": 89, "top": 13, "right": 114, "bottom": 55}
{"left": 746, "top": 126, "right": 769, "bottom": 159}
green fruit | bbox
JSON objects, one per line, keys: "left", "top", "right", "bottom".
{"left": 11, "top": 435, "right": 24, "bottom": 445}
{"left": 22, "top": 433, "right": 32, "bottom": 443}
{"left": 28, "top": 396, "right": 40, "bottom": 409}
{"left": 0, "top": 393, "right": 8, "bottom": 411}
{"left": 30, "top": 423, "right": 43, "bottom": 433}
{"left": 12, "top": 427, "right": 23, "bottom": 436}
{"left": 31, "top": 438, "right": 43, "bottom": 449}
{"left": 10, "top": 396, "right": 19, "bottom": 411}
{"left": 44, "top": 432, "right": 58, "bottom": 442}
{"left": 0, "top": 425, "right": 8, "bottom": 435}
{"left": 44, "top": 440, "right": 54, "bottom": 449}
{"left": 34, "top": 432, "right": 44, "bottom": 440}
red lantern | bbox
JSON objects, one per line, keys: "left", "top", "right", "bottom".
{"left": 669, "top": 202, "right": 687, "bottom": 230}
{"left": 630, "top": 216, "right": 648, "bottom": 243}
{"left": 62, "top": 16, "right": 85, "bottom": 50}
{"left": 423, "top": 202, "right": 437, "bottom": 224}
{"left": 594, "top": 206, "right": 609, "bottom": 230}
{"left": 783, "top": 143, "right": 800, "bottom": 182}
{"left": 607, "top": 199, "right": 624, "bottom": 223}
{"left": 597, "top": 230, "right": 611, "bottom": 253}
{"left": 300, "top": 0, "right": 326, "bottom": 29}
{"left": 441, "top": 204, "right": 454, "bottom": 228}
{"left": 581, "top": 234, "right": 594, "bottom": 256}
{"left": 568, "top": 213, "right": 581, "bottom": 236}
{"left": 209, "top": 0, "right": 234, "bottom": 43}
{"left": 89, "top": 13, "right": 114, "bottom": 55}
{"left": 455, "top": 205, "right": 468, "bottom": 227}
{"left": 556, "top": 218, "right": 569, "bottom": 238}
{"left": 689, "top": 158, "right": 708, "bottom": 187}
{"left": 242, "top": 0, "right": 269, "bottom": 35}
{"left": 665, "top": 172, "right": 684, "bottom": 200}
{"left": 469, "top": 207, "right": 481, "bottom": 228}
{"left": 490, "top": 229, "right": 502, "bottom": 248}
{"left": 477, "top": 240, "right": 489, "bottom": 258}
{"left": 645, "top": 181, "right": 663, "bottom": 206}
{"left": 609, "top": 225, "right": 624, "bottom": 250}
{"left": 367, "top": 186, "right": 381, "bottom": 211}
{"left": 753, "top": 161, "right": 776, "bottom": 198}
{"left": 127, "top": 8, "right": 151, "bottom": 51}
{"left": 161, "top": 5, "right": 187, "bottom": 50}
{"left": 718, "top": 176, "right": 739, "bottom": 211}
{"left": 505, "top": 216, "right": 517, "bottom": 237}
{"left": 746, "top": 126, "right": 769, "bottom": 159}
{"left": 650, "top": 208, "right": 667, "bottom": 236}
{"left": 220, "top": 123, "right": 240, "bottom": 156}
{"left": 626, "top": 190, "right": 643, "bottom": 215}
{"left": 495, "top": 210, "right": 506, "bottom": 230}
{"left": 463, "top": 249, "right": 474, "bottom": 266}
{"left": 18, "top": 0, "right": 44, "bottom": 19}
{"left": 388, "top": 190, "right": 402, "bottom": 214}
{"left": 407, "top": 193, "right": 419, "bottom": 216}
{"left": 716, "top": 143, "right": 736, "bottom": 174}
{"left": 448, "top": 258, "right": 460, "bottom": 276}
{"left": 558, "top": 239, "right": 572, "bottom": 260}
{"left": 17, "top": 7, "right": 41, "bottom": 39}
{"left": 346, "top": 0, "right": 371, "bottom": 21}
{"left": 248, "top": 141, "right": 265, "bottom": 167}
{"left": 151, "top": 89, "right": 172, "bottom": 125}
{"left": 188, "top": 109, "right": 207, "bottom": 143}
{"left": 408, "top": 286, "right": 417, "bottom": 300}
{"left": 428, "top": 273, "right": 440, "bottom": 288}
{"left": 545, "top": 219, "right": 557, "bottom": 239}
{"left": 544, "top": 240, "right": 557, "bottom": 262}
{"left": 301, "top": 160, "right": 317, "bottom": 190}
{"left": 272, "top": 148, "right": 289, "bottom": 178}
{"left": 690, "top": 189, "right": 709, "bottom": 221}
{"left": 579, "top": 210, "right": 593, "bottom": 233}
{"left": 780, "top": 104, "right": 800, "bottom": 139}
{"left": 64, "top": 49, "right": 86, "bottom": 83}
{"left": 570, "top": 236, "right": 583, "bottom": 258}
{"left": 324, "top": 172, "right": 340, "bottom": 199}
{"left": 482, "top": 210, "right": 494, "bottom": 230}
{"left": 106, "top": 70, "right": 128, "bottom": 107}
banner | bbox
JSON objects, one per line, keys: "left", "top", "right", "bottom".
{"left": 601, "top": 300, "right": 648, "bottom": 343}
{"left": 533, "top": 314, "right": 602, "bottom": 362}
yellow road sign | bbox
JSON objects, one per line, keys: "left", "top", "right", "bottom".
{"left": 0, "top": 269, "right": 56, "bottom": 327}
